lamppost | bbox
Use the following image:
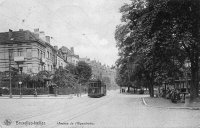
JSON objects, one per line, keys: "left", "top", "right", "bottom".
{"left": 19, "top": 67, "right": 23, "bottom": 98}
{"left": 8, "top": 49, "right": 13, "bottom": 98}
{"left": 14, "top": 56, "right": 24, "bottom": 98}
{"left": 19, "top": 81, "right": 22, "bottom": 98}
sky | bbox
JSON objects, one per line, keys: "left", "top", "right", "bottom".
{"left": 0, "top": 0, "right": 128, "bottom": 66}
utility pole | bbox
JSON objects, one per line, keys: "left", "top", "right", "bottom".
{"left": 9, "top": 49, "right": 12, "bottom": 98}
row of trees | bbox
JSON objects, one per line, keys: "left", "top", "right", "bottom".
{"left": 115, "top": 0, "right": 200, "bottom": 101}
{"left": 0, "top": 61, "right": 92, "bottom": 90}
{"left": 53, "top": 61, "right": 92, "bottom": 88}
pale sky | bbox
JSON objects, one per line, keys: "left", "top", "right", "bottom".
{"left": 0, "top": 0, "right": 128, "bottom": 66}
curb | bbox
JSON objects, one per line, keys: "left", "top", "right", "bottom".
{"left": 0, "top": 94, "right": 88, "bottom": 99}
{"left": 142, "top": 98, "right": 200, "bottom": 110}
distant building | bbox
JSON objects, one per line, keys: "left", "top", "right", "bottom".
{"left": 59, "top": 46, "right": 79, "bottom": 65}
{"left": 80, "top": 57, "right": 117, "bottom": 88}
{"left": 56, "top": 49, "right": 68, "bottom": 69}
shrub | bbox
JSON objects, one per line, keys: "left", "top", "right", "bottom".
{"left": 2, "top": 88, "right": 49, "bottom": 95}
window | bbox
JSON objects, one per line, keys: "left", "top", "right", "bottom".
{"left": 52, "top": 54, "right": 54, "bottom": 61}
{"left": 37, "top": 49, "right": 40, "bottom": 58}
{"left": 17, "top": 49, "right": 23, "bottom": 56}
{"left": 47, "top": 51, "right": 49, "bottom": 59}
{"left": 8, "top": 49, "right": 13, "bottom": 59}
{"left": 26, "top": 48, "right": 32, "bottom": 58}
{"left": 40, "top": 51, "right": 42, "bottom": 59}
{"left": 27, "top": 64, "right": 32, "bottom": 73}
{"left": 43, "top": 52, "right": 45, "bottom": 58}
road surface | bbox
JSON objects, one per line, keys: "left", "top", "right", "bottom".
{"left": 0, "top": 90, "right": 199, "bottom": 128}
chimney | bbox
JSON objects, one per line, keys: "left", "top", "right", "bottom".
{"left": 34, "top": 28, "right": 39, "bottom": 39}
{"left": 34, "top": 28, "right": 39, "bottom": 33}
{"left": 39, "top": 31, "right": 45, "bottom": 41}
{"left": 8, "top": 29, "right": 13, "bottom": 39}
{"left": 54, "top": 46, "right": 58, "bottom": 50}
{"left": 70, "top": 47, "right": 74, "bottom": 54}
{"left": 45, "top": 36, "right": 50, "bottom": 43}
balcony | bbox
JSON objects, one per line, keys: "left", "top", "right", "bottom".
{"left": 40, "top": 58, "right": 46, "bottom": 65}
{"left": 14, "top": 56, "right": 25, "bottom": 63}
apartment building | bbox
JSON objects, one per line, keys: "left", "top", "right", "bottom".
{"left": 0, "top": 29, "right": 67, "bottom": 75}
{"left": 0, "top": 29, "right": 45, "bottom": 74}
{"left": 56, "top": 49, "right": 68, "bottom": 69}
{"left": 59, "top": 46, "right": 79, "bottom": 65}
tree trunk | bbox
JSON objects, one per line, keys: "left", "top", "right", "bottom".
{"left": 190, "top": 60, "right": 199, "bottom": 101}
{"left": 149, "top": 84, "right": 154, "bottom": 97}
{"left": 147, "top": 79, "right": 154, "bottom": 97}
{"left": 127, "top": 86, "right": 130, "bottom": 92}
{"left": 146, "top": 74, "right": 154, "bottom": 97}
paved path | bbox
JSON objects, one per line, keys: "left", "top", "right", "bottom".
{"left": 143, "top": 97, "right": 200, "bottom": 110}
{"left": 0, "top": 91, "right": 199, "bottom": 128}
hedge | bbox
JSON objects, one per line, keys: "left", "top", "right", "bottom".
{"left": 0, "top": 87, "right": 87, "bottom": 95}
{"left": 1, "top": 88, "right": 48, "bottom": 95}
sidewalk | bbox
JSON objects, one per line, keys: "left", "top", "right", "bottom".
{"left": 143, "top": 97, "right": 200, "bottom": 110}
{"left": 0, "top": 94, "right": 88, "bottom": 99}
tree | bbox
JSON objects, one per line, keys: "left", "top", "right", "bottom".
{"left": 52, "top": 67, "right": 78, "bottom": 88}
{"left": 102, "top": 76, "right": 111, "bottom": 89}
{"left": 143, "top": 0, "right": 200, "bottom": 100}
{"left": 65, "top": 63, "right": 77, "bottom": 76}
{"left": 115, "top": 0, "right": 193, "bottom": 98}
{"left": 115, "top": 0, "right": 158, "bottom": 96}
{"left": 36, "top": 70, "right": 53, "bottom": 88}
{"left": 31, "top": 75, "right": 39, "bottom": 88}
{"left": 37, "top": 70, "right": 52, "bottom": 83}
{"left": 76, "top": 61, "right": 92, "bottom": 85}
{"left": 21, "top": 73, "right": 31, "bottom": 88}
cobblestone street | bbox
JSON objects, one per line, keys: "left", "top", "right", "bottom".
{"left": 0, "top": 90, "right": 199, "bottom": 128}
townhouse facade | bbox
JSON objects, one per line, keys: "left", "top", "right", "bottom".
{"left": 0, "top": 29, "right": 46, "bottom": 74}
{"left": 56, "top": 49, "right": 68, "bottom": 69}
{"left": 0, "top": 29, "right": 68, "bottom": 75}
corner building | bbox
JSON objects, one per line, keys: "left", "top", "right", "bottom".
{"left": 0, "top": 29, "right": 65, "bottom": 75}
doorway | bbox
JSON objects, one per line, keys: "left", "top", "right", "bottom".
{"left": 49, "top": 85, "right": 54, "bottom": 94}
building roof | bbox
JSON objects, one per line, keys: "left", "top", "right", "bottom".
{"left": 0, "top": 30, "right": 46, "bottom": 47}
{"left": 60, "top": 46, "right": 79, "bottom": 58}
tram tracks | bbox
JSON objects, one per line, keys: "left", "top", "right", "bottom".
{"left": 16, "top": 96, "right": 96, "bottom": 121}
{"left": 14, "top": 95, "right": 112, "bottom": 128}
{"left": 45, "top": 96, "right": 113, "bottom": 128}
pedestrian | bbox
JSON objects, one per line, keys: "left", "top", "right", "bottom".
{"left": 34, "top": 88, "right": 37, "bottom": 97}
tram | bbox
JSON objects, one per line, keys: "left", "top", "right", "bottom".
{"left": 88, "top": 79, "right": 106, "bottom": 98}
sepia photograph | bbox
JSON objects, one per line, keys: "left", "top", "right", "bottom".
{"left": 0, "top": 0, "right": 199, "bottom": 128}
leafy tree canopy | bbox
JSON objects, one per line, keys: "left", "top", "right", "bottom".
{"left": 76, "top": 61, "right": 92, "bottom": 84}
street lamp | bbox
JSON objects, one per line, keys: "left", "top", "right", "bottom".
{"left": 14, "top": 56, "right": 24, "bottom": 98}
{"left": 8, "top": 49, "right": 13, "bottom": 98}
{"left": 18, "top": 67, "right": 23, "bottom": 98}
{"left": 19, "top": 81, "right": 22, "bottom": 98}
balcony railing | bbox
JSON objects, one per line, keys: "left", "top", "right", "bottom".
{"left": 14, "top": 56, "right": 25, "bottom": 62}
{"left": 40, "top": 58, "right": 46, "bottom": 65}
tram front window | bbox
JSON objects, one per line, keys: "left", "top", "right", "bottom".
{"left": 92, "top": 89, "right": 95, "bottom": 93}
